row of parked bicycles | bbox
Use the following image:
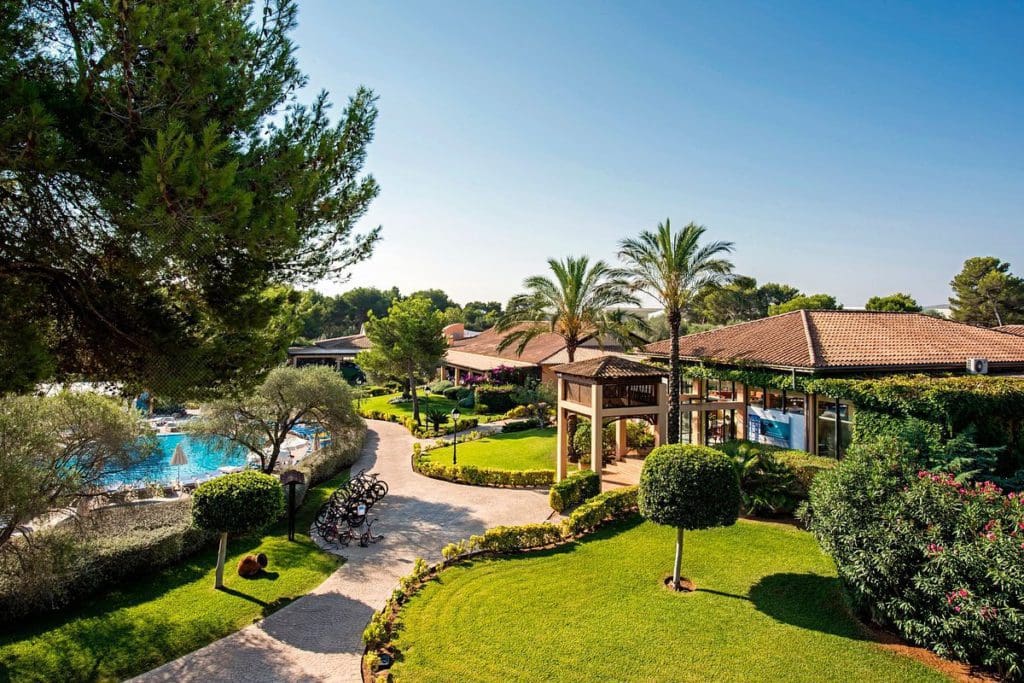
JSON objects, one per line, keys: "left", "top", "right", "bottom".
{"left": 314, "top": 469, "right": 388, "bottom": 547}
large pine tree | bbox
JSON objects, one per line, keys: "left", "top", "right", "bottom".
{"left": 0, "top": 0, "right": 380, "bottom": 396}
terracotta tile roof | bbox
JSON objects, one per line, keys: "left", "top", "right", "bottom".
{"left": 554, "top": 355, "right": 668, "bottom": 380}
{"left": 288, "top": 333, "right": 370, "bottom": 355}
{"left": 996, "top": 325, "right": 1024, "bottom": 337}
{"left": 449, "top": 323, "right": 621, "bottom": 365}
{"left": 644, "top": 310, "right": 1024, "bottom": 372}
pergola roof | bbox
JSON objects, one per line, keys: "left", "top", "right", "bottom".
{"left": 554, "top": 355, "right": 667, "bottom": 381}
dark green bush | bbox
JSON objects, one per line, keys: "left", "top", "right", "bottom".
{"left": 712, "top": 439, "right": 837, "bottom": 500}
{"left": 475, "top": 384, "right": 517, "bottom": 414}
{"left": 192, "top": 471, "right": 284, "bottom": 534}
{"left": 803, "top": 441, "right": 1024, "bottom": 678}
{"left": 572, "top": 419, "right": 615, "bottom": 464}
{"left": 639, "top": 444, "right": 741, "bottom": 530}
{"left": 441, "top": 385, "right": 462, "bottom": 400}
{"left": 501, "top": 419, "right": 542, "bottom": 433}
{"left": 549, "top": 470, "right": 601, "bottom": 512}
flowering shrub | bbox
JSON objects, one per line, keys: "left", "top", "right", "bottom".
{"left": 803, "top": 441, "right": 1024, "bottom": 678}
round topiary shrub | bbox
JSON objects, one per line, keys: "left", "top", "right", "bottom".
{"left": 192, "top": 471, "right": 284, "bottom": 588}
{"left": 638, "top": 444, "right": 741, "bottom": 590}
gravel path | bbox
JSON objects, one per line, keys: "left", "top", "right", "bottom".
{"left": 135, "top": 420, "right": 553, "bottom": 683}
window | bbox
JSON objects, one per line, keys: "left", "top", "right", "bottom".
{"left": 679, "top": 409, "right": 694, "bottom": 444}
{"left": 705, "top": 379, "right": 736, "bottom": 402}
{"left": 816, "top": 397, "right": 854, "bottom": 458}
{"left": 765, "top": 388, "right": 784, "bottom": 410}
{"left": 784, "top": 392, "right": 805, "bottom": 415}
{"left": 748, "top": 386, "right": 765, "bottom": 408}
{"left": 705, "top": 409, "right": 738, "bottom": 445}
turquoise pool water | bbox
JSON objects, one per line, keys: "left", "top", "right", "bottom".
{"left": 102, "top": 433, "right": 247, "bottom": 488}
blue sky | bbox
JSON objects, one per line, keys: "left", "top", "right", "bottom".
{"left": 295, "top": 1, "right": 1024, "bottom": 308}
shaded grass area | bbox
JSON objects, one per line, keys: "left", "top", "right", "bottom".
{"left": 0, "top": 473, "right": 348, "bottom": 682}
{"left": 422, "top": 427, "right": 567, "bottom": 471}
{"left": 390, "top": 518, "right": 946, "bottom": 683}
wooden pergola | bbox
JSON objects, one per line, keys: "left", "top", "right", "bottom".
{"left": 553, "top": 356, "right": 669, "bottom": 491}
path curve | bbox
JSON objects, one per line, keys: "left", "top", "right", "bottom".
{"left": 135, "top": 420, "right": 552, "bottom": 683}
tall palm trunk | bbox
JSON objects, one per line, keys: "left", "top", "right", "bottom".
{"left": 667, "top": 309, "right": 681, "bottom": 444}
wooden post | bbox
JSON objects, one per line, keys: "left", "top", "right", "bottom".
{"left": 615, "top": 418, "right": 628, "bottom": 460}
{"left": 556, "top": 404, "right": 569, "bottom": 482}
{"left": 591, "top": 384, "right": 603, "bottom": 491}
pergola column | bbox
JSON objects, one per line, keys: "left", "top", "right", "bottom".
{"left": 591, "top": 384, "right": 603, "bottom": 490}
{"left": 615, "top": 418, "right": 628, "bottom": 460}
{"left": 655, "top": 382, "right": 668, "bottom": 446}
{"left": 556, "top": 379, "right": 569, "bottom": 481}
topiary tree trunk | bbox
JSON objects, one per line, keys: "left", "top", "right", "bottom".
{"left": 215, "top": 532, "right": 229, "bottom": 589}
{"left": 673, "top": 527, "right": 684, "bottom": 587}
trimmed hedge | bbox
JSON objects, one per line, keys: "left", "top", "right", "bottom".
{"left": 501, "top": 418, "right": 542, "bottom": 433}
{"left": 0, "top": 500, "right": 215, "bottom": 625}
{"left": 414, "top": 459, "right": 553, "bottom": 488}
{"left": 562, "top": 487, "right": 638, "bottom": 536}
{"left": 549, "top": 470, "right": 601, "bottom": 512}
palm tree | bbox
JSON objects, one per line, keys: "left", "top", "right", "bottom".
{"left": 619, "top": 220, "right": 734, "bottom": 444}
{"left": 496, "top": 255, "right": 641, "bottom": 363}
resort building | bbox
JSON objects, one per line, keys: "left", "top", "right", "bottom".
{"left": 442, "top": 323, "right": 631, "bottom": 385}
{"left": 287, "top": 333, "right": 372, "bottom": 368}
{"left": 641, "top": 310, "right": 1024, "bottom": 458}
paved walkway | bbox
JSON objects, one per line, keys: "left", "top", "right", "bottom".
{"left": 136, "top": 420, "right": 553, "bottom": 683}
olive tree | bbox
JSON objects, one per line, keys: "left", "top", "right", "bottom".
{"left": 191, "top": 471, "right": 284, "bottom": 589}
{"left": 638, "top": 444, "right": 741, "bottom": 590}
{"left": 193, "top": 365, "right": 361, "bottom": 473}
{"left": 0, "top": 392, "right": 154, "bottom": 550}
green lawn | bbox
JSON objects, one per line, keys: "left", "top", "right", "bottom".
{"left": 0, "top": 474, "right": 347, "bottom": 682}
{"left": 422, "top": 427, "right": 565, "bottom": 471}
{"left": 389, "top": 518, "right": 946, "bottom": 683}
{"left": 359, "top": 392, "right": 489, "bottom": 421}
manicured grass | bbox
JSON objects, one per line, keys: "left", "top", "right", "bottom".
{"left": 422, "top": 427, "right": 565, "bottom": 471}
{"left": 0, "top": 474, "right": 347, "bottom": 682}
{"left": 390, "top": 518, "right": 946, "bottom": 683}
{"left": 358, "top": 392, "right": 497, "bottom": 423}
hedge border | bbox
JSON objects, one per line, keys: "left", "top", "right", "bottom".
{"left": 360, "top": 486, "right": 639, "bottom": 681}
{"left": 411, "top": 442, "right": 555, "bottom": 489}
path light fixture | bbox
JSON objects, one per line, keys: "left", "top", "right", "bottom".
{"left": 451, "top": 408, "right": 461, "bottom": 465}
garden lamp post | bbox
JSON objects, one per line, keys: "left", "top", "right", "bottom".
{"left": 451, "top": 408, "right": 461, "bottom": 465}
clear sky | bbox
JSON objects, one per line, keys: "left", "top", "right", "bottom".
{"left": 294, "top": 1, "right": 1024, "bottom": 308}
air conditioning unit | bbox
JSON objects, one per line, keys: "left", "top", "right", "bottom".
{"left": 966, "top": 358, "right": 989, "bottom": 375}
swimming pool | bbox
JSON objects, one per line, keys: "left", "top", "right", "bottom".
{"left": 102, "top": 433, "right": 247, "bottom": 488}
